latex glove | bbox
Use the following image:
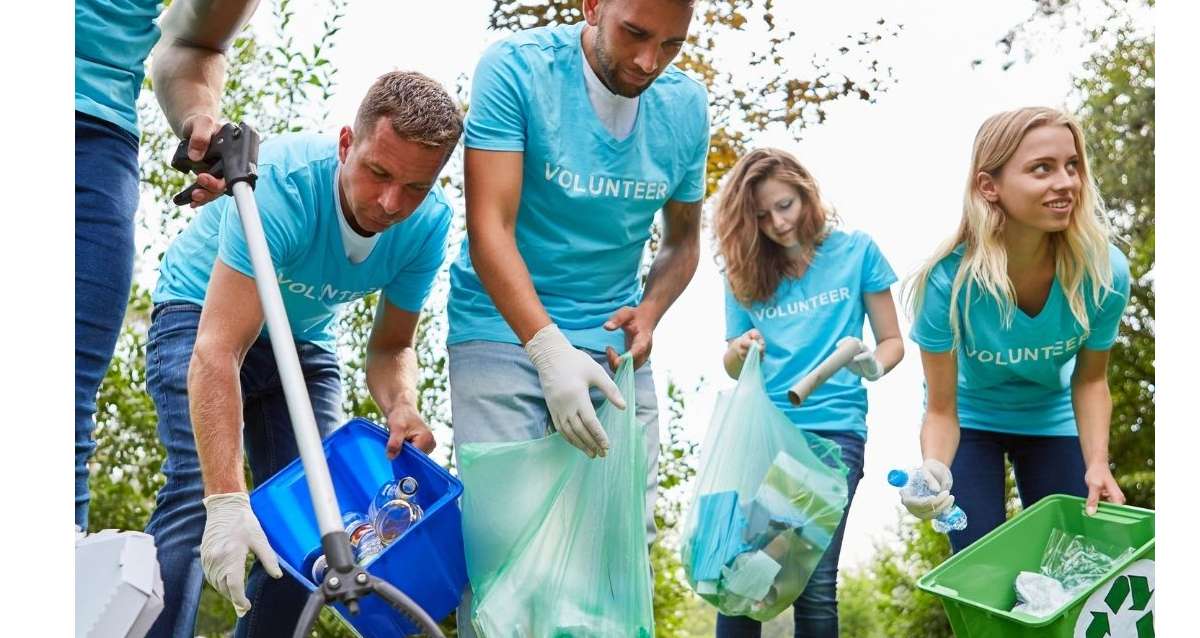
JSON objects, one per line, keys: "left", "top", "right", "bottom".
{"left": 901, "top": 459, "right": 956, "bottom": 521}
{"left": 201, "top": 492, "right": 282, "bottom": 617}
{"left": 525, "top": 323, "right": 627, "bottom": 458}
{"left": 837, "top": 336, "right": 884, "bottom": 381}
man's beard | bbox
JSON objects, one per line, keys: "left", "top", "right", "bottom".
{"left": 593, "top": 24, "right": 651, "bottom": 98}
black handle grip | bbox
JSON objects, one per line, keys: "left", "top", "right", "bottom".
{"left": 169, "top": 122, "right": 260, "bottom": 205}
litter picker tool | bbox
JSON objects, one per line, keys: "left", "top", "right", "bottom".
{"left": 786, "top": 337, "right": 863, "bottom": 406}
{"left": 171, "top": 123, "right": 445, "bottom": 637}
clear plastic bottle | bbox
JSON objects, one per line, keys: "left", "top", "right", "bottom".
{"left": 370, "top": 476, "right": 424, "bottom": 545}
{"left": 888, "top": 468, "right": 968, "bottom": 533}
{"left": 343, "top": 511, "right": 384, "bottom": 564}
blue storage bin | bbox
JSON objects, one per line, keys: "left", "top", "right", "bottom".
{"left": 250, "top": 417, "right": 467, "bottom": 636}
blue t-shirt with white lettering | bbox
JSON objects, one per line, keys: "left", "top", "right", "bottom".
{"left": 909, "top": 243, "right": 1130, "bottom": 436}
{"left": 76, "top": 0, "right": 163, "bottom": 136}
{"left": 153, "top": 133, "right": 452, "bottom": 353}
{"left": 447, "top": 22, "right": 710, "bottom": 351}
{"left": 725, "top": 230, "right": 897, "bottom": 438}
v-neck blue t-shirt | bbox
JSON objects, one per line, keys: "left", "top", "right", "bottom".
{"left": 725, "top": 230, "right": 898, "bottom": 438}
{"left": 153, "top": 133, "right": 452, "bottom": 353}
{"left": 909, "top": 243, "right": 1130, "bottom": 436}
{"left": 447, "top": 22, "right": 711, "bottom": 352}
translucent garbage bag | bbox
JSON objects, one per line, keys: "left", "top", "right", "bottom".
{"left": 458, "top": 355, "right": 653, "bottom": 638}
{"left": 680, "top": 343, "right": 850, "bottom": 621}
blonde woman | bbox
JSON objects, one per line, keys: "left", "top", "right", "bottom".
{"left": 716, "top": 148, "right": 904, "bottom": 637}
{"left": 903, "top": 107, "right": 1131, "bottom": 553}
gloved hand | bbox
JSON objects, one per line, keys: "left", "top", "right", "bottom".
{"left": 838, "top": 336, "right": 884, "bottom": 381}
{"left": 900, "top": 459, "right": 956, "bottom": 520}
{"left": 525, "top": 323, "right": 627, "bottom": 458}
{"left": 201, "top": 492, "right": 282, "bottom": 617}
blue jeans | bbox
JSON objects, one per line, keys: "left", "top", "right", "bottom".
{"left": 947, "top": 427, "right": 1087, "bottom": 553}
{"left": 716, "top": 430, "right": 866, "bottom": 638}
{"left": 75, "top": 111, "right": 140, "bottom": 529}
{"left": 447, "top": 340, "right": 660, "bottom": 638}
{"left": 143, "top": 301, "right": 343, "bottom": 638}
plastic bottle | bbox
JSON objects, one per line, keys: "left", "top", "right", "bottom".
{"left": 887, "top": 468, "right": 968, "bottom": 533}
{"left": 370, "top": 476, "right": 424, "bottom": 545}
{"left": 343, "top": 511, "right": 384, "bottom": 564}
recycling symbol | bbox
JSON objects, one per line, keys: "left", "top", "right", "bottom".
{"left": 1073, "top": 559, "right": 1154, "bottom": 638}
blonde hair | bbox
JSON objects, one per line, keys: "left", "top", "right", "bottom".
{"left": 903, "top": 106, "right": 1114, "bottom": 348}
{"left": 715, "top": 148, "right": 839, "bottom": 304}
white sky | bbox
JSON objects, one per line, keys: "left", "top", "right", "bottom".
{"left": 271, "top": 0, "right": 1146, "bottom": 568}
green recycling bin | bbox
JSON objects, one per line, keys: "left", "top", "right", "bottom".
{"left": 917, "top": 494, "right": 1155, "bottom": 638}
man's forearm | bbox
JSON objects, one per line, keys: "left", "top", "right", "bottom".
{"left": 366, "top": 345, "right": 420, "bottom": 414}
{"left": 639, "top": 235, "right": 700, "bottom": 325}
{"left": 150, "top": 42, "right": 227, "bottom": 138}
{"left": 188, "top": 344, "right": 248, "bottom": 495}
{"left": 469, "top": 226, "right": 552, "bottom": 344}
{"left": 1073, "top": 379, "right": 1113, "bottom": 468}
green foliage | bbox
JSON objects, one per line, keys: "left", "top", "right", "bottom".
{"left": 837, "top": 514, "right": 953, "bottom": 638}
{"left": 89, "top": 287, "right": 160, "bottom": 533}
{"left": 1074, "top": 29, "right": 1155, "bottom": 507}
{"left": 651, "top": 381, "right": 716, "bottom": 637}
{"left": 485, "top": 0, "right": 899, "bottom": 195}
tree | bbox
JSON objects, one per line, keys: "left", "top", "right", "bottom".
{"left": 1074, "top": 29, "right": 1154, "bottom": 507}
{"left": 837, "top": 514, "right": 953, "bottom": 638}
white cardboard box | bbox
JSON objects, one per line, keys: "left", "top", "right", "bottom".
{"left": 76, "top": 530, "right": 164, "bottom": 638}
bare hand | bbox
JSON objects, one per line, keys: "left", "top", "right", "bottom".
{"left": 1084, "top": 463, "right": 1125, "bottom": 515}
{"left": 180, "top": 113, "right": 228, "bottom": 207}
{"left": 730, "top": 329, "right": 765, "bottom": 361}
{"left": 385, "top": 403, "right": 435, "bottom": 458}
{"left": 603, "top": 305, "right": 656, "bottom": 371}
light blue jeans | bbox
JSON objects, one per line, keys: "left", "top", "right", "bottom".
{"left": 143, "top": 301, "right": 344, "bottom": 638}
{"left": 447, "top": 339, "right": 660, "bottom": 636}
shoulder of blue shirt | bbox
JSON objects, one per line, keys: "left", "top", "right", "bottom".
{"left": 922, "top": 239, "right": 1130, "bottom": 296}
{"left": 240, "top": 132, "right": 454, "bottom": 231}
{"left": 485, "top": 22, "right": 709, "bottom": 106}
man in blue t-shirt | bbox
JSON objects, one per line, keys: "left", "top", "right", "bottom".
{"left": 447, "top": 0, "right": 708, "bottom": 617}
{"left": 142, "top": 72, "right": 462, "bottom": 637}
{"left": 75, "top": 0, "right": 262, "bottom": 533}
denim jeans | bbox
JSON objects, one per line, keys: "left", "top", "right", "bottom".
{"left": 715, "top": 430, "right": 866, "bottom": 638}
{"left": 143, "top": 301, "right": 344, "bottom": 638}
{"left": 446, "top": 339, "right": 660, "bottom": 638}
{"left": 75, "top": 111, "right": 140, "bottom": 529}
{"left": 947, "top": 427, "right": 1087, "bottom": 553}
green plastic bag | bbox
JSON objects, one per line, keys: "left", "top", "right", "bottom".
{"left": 680, "top": 343, "right": 850, "bottom": 621}
{"left": 458, "top": 355, "right": 654, "bottom": 637}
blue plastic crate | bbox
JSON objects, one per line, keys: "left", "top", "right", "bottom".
{"left": 250, "top": 417, "right": 467, "bottom": 636}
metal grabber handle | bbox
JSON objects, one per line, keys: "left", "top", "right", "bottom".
{"left": 171, "top": 123, "right": 445, "bottom": 637}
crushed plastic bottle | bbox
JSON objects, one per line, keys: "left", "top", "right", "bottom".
{"left": 888, "top": 468, "right": 968, "bottom": 533}
{"left": 369, "top": 476, "right": 424, "bottom": 545}
{"left": 343, "top": 511, "right": 384, "bottom": 564}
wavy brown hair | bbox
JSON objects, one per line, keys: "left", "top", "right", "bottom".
{"left": 715, "top": 148, "right": 839, "bottom": 304}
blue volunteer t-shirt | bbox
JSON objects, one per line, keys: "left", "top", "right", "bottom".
{"left": 725, "top": 230, "right": 897, "bottom": 438}
{"left": 153, "top": 133, "right": 452, "bottom": 352}
{"left": 909, "top": 243, "right": 1131, "bottom": 436}
{"left": 447, "top": 22, "right": 710, "bottom": 352}
{"left": 76, "top": 0, "right": 163, "bottom": 136}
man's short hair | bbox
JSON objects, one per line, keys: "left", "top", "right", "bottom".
{"left": 355, "top": 70, "right": 463, "bottom": 150}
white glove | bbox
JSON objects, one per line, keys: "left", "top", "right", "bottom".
{"left": 525, "top": 323, "right": 627, "bottom": 458}
{"left": 900, "top": 459, "right": 956, "bottom": 520}
{"left": 838, "top": 336, "right": 884, "bottom": 381}
{"left": 201, "top": 492, "right": 282, "bottom": 617}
